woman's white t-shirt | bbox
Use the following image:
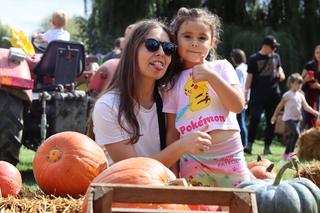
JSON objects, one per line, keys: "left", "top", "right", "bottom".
{"left": 92, "top": 91, "right": 160, "bottom": 164}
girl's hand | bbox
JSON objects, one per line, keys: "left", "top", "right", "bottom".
{"left": 270, "top": 115, "right": 277, "bottom": 125}
{"left": 179, "top": 125, "right": 212, "bottom": 155}
{"left": 192, "top": 56, "right": 214, "bottom": 82}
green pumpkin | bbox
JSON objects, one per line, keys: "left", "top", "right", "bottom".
{"left": 237, "top": 158, "right": 320, "bottom": 213}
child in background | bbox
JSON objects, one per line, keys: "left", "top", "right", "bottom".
{"left": 33, "top": 10, "right": 70, "bottom": 45}
{"left": 162, "top": 7, "right": 252, "bottom": 187}
{"left": 230, "top": 49, "right": 248, "bottom": 147}
{"left": 271, "top": 73, "right": 319, "bottom": 160}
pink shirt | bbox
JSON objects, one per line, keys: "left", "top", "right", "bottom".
{"left": 282, "top": 90, "right": 306, "bottom": 121}
{"left": 163, "top": 60, "right": 240, "bottom": 137}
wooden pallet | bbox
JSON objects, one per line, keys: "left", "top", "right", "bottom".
{"left": 86, "top": 183, "right": 258, "bottom": 213}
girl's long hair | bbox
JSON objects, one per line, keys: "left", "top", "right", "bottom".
{"left": 87, "top": 19, "right": 173, "bottom": 144}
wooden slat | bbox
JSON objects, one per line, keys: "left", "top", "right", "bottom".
{"left": 89, "top": 183, "right": 258, "bottom": 213}
{"left": 112, "top": 208, "right": 226, "bottom": 213}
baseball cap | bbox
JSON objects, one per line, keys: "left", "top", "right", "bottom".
{"left": 262, "top": 35, "right": 280, "bottom": 48}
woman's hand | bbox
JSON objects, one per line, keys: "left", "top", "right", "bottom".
{"left": 178, "top": 125, "right": 212, "bottom": 155}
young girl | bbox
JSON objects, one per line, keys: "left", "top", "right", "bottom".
{"left": 162, "top": 7, "right": 252, "bottom": 187}
{"left": 91, "top": 19, "right": 212, "bottom": 167}
{"left": 271, "top": 73, "right": 319, "bottom": 160}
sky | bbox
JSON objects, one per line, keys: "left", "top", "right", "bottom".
{"left": 0, "top": 0, "right": 92, "bottom": 36}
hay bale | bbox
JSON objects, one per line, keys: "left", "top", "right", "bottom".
{"left": 297, "top": 128, "right": 320, "bottom": 161}
{"left": 294, "top": 161, "right": 320, "bottom": 188}
{"left": 0, "top": 188, "right": 83, "bottom": 212}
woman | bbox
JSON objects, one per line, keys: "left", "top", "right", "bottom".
{"left": 91, "top": 19, "right": 212, "bottom": 166}
{"left": 301, "top": 45, "right": 320, "bottom": 129}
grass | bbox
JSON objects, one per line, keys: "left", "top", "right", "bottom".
{"left": 17, "top": 138, "right": 296, "bottom": 190}
{"left": 16, "top": 146, "right": 39, "bottom": 191}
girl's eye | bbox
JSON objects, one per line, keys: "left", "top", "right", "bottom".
{"left": 184, "top": 35, "right": 191, "bottom": 39}
{"left": 199, "top": 36, "right": 208, "bottom": 41}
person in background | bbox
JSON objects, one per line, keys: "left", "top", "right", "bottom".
{"left": 90, "top": 19, "right": 212, "bottom": 167}
{"left": 163, "top": 7, "right": 251, "bottom": 187}
{"left": 300, "top": 45, "right": 320, "bottom": 130}
{"left": 244, "top": 35, "right": 285, "bottom": 155}
{"left": 230, "top": 49, "right": 248, "bottom": 147}
{"left": 102, "top": 37, "right": 124, "bottom": 62}
{"left": 89, "top": 24, "right": 136, "bottom": 97}
{"left": 271, "top": 73, "right": 319, "bottom": 160}
{"left": 32, "top": 10, "right": 70, "bottom": 45}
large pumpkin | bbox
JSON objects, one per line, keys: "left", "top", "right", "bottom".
{"left": 82, "top": 157, "right": 190, "bottom": 212}
{"left": 33, "top": 131, "right": 108, "bottom": 197}
{"left": 238, "top": 158, "right": 320, "bottom": 213}
{"left": 0, "top": 161, "right": 22, "bottom": 197}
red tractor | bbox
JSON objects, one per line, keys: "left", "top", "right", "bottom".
{"left": 0, "top": 40, "right": 89, "bottom": 165}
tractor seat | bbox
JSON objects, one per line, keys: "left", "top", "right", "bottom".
{"left": 32, "top": 40, "right": 85, "bottom": 89}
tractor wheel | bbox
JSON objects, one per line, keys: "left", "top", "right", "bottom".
{"left": 0, "top": 91, "right": 25, "bottom": 166}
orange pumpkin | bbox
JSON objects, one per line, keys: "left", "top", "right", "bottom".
{"left": 0, "top": 161, "right": 22, "bottom": 197}
{"left": 250, "top": 164, "right": 276, "bottom": 179}
{"left": 247, "top": 155, "right": 272, "bottom": 169}
{"left": 82, "top": 157, "right": 190, "bottom": 212}
{"left": 33, "top": 131, "right": 108, "bottom": 197}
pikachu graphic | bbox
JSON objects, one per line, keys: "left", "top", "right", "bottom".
{"left": 184, "top": 75, "right": 211, "bottom": 111}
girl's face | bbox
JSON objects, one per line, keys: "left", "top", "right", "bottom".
{"left": 137, "top": 27, "right": 172, "bottom": 81}
{"left": 291, "top": 81, "right": 302, "bottom": 91}
{"left": 314, "top": 46, "right": 320, "bottom": 62}
{"left": 177, "top": 19, "right": 215, "bottom": 69}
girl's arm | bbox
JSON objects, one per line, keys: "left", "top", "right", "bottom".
{"left": 301, "top": 94, "right": 320, "bottom": 117}
{"left": 193, "top": 57, "right": 244, "bottom": 113}
{"left": 165, "top": 113, "right": 180, "bottom": 175}
{"left": 271, "top": 98, "right": 285, "bottom": 124}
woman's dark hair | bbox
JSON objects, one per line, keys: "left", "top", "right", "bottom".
{"left": 230, "top": 49, "right": 246, "bottom": 66}
{"left": 88, "top": 19, "right": 173, "bottom": 144}
{"left": 313, "top": 45, "right": 320, "bottom": 63}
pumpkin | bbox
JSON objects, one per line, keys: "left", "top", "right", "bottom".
{"left": 238, "top": 158, "right": 320, "bottom": 213}
{"left": 82, "top": 157, "right": 190, "bottom": 212}
{"left": 0, "top": 161, "right": 22, "bottom": 197}
{"left": 250, "top": 164, "right": 276, "bottom": 179}
{"left": 33, "top": 131, "right": 108, "bottom": 197}
{"left": 247, "top": 155, "right": 272, "bottom": 169}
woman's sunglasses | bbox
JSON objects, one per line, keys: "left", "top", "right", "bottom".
{"left": 144, "top": 38, "right": 177, "bottom": 56}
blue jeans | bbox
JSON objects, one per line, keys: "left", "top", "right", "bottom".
{"left": 237, "top": 110, "right": 248, "bottom": 147}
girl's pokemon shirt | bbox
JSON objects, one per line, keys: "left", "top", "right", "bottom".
{"left": 163, "top": 59, "right": 240, "bottom": 137}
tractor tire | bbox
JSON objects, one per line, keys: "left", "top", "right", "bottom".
{"left": 0, "top": 90, "right": 25, "bottom": 166}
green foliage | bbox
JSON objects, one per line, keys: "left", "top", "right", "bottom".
{"left": 0, "top": 21, "right": 11, "bottom": 48}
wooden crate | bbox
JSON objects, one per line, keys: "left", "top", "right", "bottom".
{"left": 85, "top": 183, "right": 258, "bottom": 213}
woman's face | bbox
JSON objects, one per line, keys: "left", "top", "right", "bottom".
{"left": 137, "top": 27, "right": 172, "bottom": 81}
{"left": 177, "top": 19, "right": 215, "bottom": 69}
{"left": 314, "top": 46, "right": 320, "bottom": 62}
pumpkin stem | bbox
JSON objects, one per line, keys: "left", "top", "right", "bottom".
{"left": 272, "top": 158, "right": 299, "bottom": 186}
{"left": 266, "top": 164, "right": 275, "bottom": 172}
{"left": 257, "top": 155, "right": 262, "bottom": 162}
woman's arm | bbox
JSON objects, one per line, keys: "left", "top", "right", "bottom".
{"left": 165, "top": 113, "right": 180, "bottom": 175}
{"left": 105, "top": 128, "right": 212, "bottom": 168}
{"left": 151, "top": 127, "right": 211, "bottom": 168}
{"left": 104, "top": 140, "right": 137, "bottom": 162}
{"left": 302, "top": 95, "right": 319, "bottom": 117}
